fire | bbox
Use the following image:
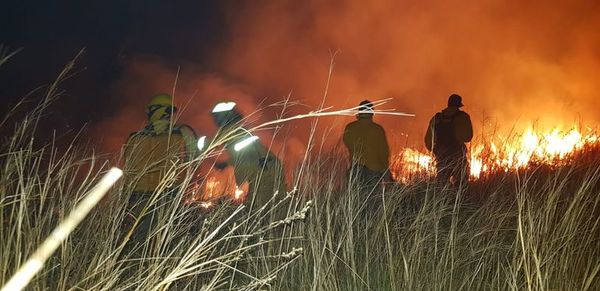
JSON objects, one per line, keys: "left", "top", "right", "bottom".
{"left": 204, "top": 177, "right": 222, "bottom": 199}
{"left": 188, "top": 126, "right": 599, "bottom": 201}
{"left": 392, "top": 148, "right": 435, "bottom": 183}
{"left": 185, "top": 166, "right": 249, "bottom": 209}
{"left": 200, "top": 201, "right": 213, "bottom": 209}
{"left": 234, "top": 184, "right": 248, "bottom": 200}
{"left": 393, "top": 126, "right": 599, "bottom": 181}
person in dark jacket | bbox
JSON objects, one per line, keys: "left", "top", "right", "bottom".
{"left": 425, "top": 94, "right": 473, "bottom": 185}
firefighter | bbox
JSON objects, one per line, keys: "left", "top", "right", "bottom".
{"left": 122, "top": 93, "right": 199, "bottom": 241}
{"left": 343, "top": 100, "right": 392, "bottom": 188}
{"left": 425, "top": 94, "right": 473, "bottom": 186}
{"left": 210, "top": 101, "right": 286, "bottom": 209}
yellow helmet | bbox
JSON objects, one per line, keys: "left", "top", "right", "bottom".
{"left": 147, "top": 94, "right": 177, "bottom": 122}
{"left": 147, "top": 93, "right": 175, "bottom": 109}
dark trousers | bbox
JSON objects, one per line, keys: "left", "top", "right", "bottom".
{"left": 122, "top": 192, "right": 155, "bottom": 244}
{"left": 435, "top": 147, "right": 469, "bottom": 186}
{"left": 123, "top": 190, "right": 178, "bottom": 243}
{"left": 351, "top": 164, "right": 393, "bottom": 190}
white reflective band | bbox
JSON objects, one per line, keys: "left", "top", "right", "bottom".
{"left": 359, "top": 107, "right": 374, "bottom": 113}
{"left": 234, "top": 136, "right": 259, "bottom": 151}
{"left": 197, "top": 136, "right": 206, "bottom": 150}
{"left": 212, "top": 102, "right": 237, "bottom": 113}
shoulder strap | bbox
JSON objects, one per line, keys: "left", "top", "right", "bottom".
{"left": 176, "top": 124, "right": 198, "bottom": 138}
{"left": 169, "top": 125, "right": 180, "bottom": 135}
{"left": 437, "top": 111, "right": 458, "bottom": 122}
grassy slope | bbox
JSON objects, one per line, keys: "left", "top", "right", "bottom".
{"left": 281, "top": 157, "right": 600, "bottom": 290}
{"left": 1, "top": 54, "right": 599, "bottom": 290}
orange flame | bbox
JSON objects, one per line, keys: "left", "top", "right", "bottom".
{"left": 185, "top": 166, "right": 248, "bottom": 209}
{"left": 391, "top": 148, "right": 435, "bottom": 183}
{"left": 393, "top": 126, "right": 599, "bottom": 181}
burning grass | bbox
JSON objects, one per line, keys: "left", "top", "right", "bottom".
{"left": 392, "top": 126, "right": 600, "bottom": 183}
{"left": 0, "top": 100, "right": 308, "bottom": 289}
{"left": 0, "top": 55, "right": 308, "bottom": 290}
{"left": 281, "top": 154, "right": 600, "bottom": 290}
{"left": 1, "top": 53, "right": 599, "bottom": 290}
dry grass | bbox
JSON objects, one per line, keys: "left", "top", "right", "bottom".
{"left": 279, "top": 154, "right": 600, "bottom": 290}
{"left": 2, "top": 53, "right": 599, "bottom": 290}
{"left": 0, "top": 54, "right": 307, "bottom": 290}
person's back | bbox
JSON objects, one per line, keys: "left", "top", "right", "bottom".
{"left": 343, "top": 118, "right": 390, "bottom": 172}
{"left": 124, "top": 125, "right": 191, "bottom": 192}
{"left": 425, "top": 94, "right": 473, "bottom": 184}
{"left": 227, "top": 133, "right": 285, "bottom": 205}
{"left": 211, "top": 101, "right": 286, "bottom": 208}
{"left": 343, "top": 100, "right": 391, "bottom": 187}
{"left": 429, "top": 108, "right": 471, "bottom": 155}
{"left": 121, "top": 94, "right": 198, "bottom": 244}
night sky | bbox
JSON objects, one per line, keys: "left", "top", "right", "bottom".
{"left": 1, "top": 0, "right": 226, "bottom": 129}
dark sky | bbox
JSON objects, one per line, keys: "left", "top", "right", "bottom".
{"left": 1, "top": 0, "right": 226, "bottom": 129}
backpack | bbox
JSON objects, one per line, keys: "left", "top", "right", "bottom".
{"left": 433, "top": 112, "right": 460, "bottom": 154}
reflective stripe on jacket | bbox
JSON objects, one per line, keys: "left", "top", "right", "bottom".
{"left": 217, "top": 126, "right": 287, "bottom": 206}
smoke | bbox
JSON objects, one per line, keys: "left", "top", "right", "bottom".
{"left": 93, "top": 55, "right": 309, "bottom": 167}
{"left": 98, "top": 0, "right": 600, "bottom": 168}
{"left": 95, "top": 55, "right": 255, "bottom": 149}
{"left": 217, "top": 0, "right": 600, "bottom": 135}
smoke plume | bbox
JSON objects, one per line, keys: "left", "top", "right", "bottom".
{"left": 99, "top": 0, "right": 600, "bottom": 168}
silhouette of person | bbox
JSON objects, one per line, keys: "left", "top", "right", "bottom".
{"left": 425, "top": 94, "right": 473, "bottom": 186}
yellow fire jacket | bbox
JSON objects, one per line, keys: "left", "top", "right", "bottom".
{"left": 123, "top": 124, "right": 197, "bottom": 193}
{"left": 217, "top": 126, "right": 286, "bottom": 207}
{"left": 343, "top": 117, "right": 390, "bottom": 172}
